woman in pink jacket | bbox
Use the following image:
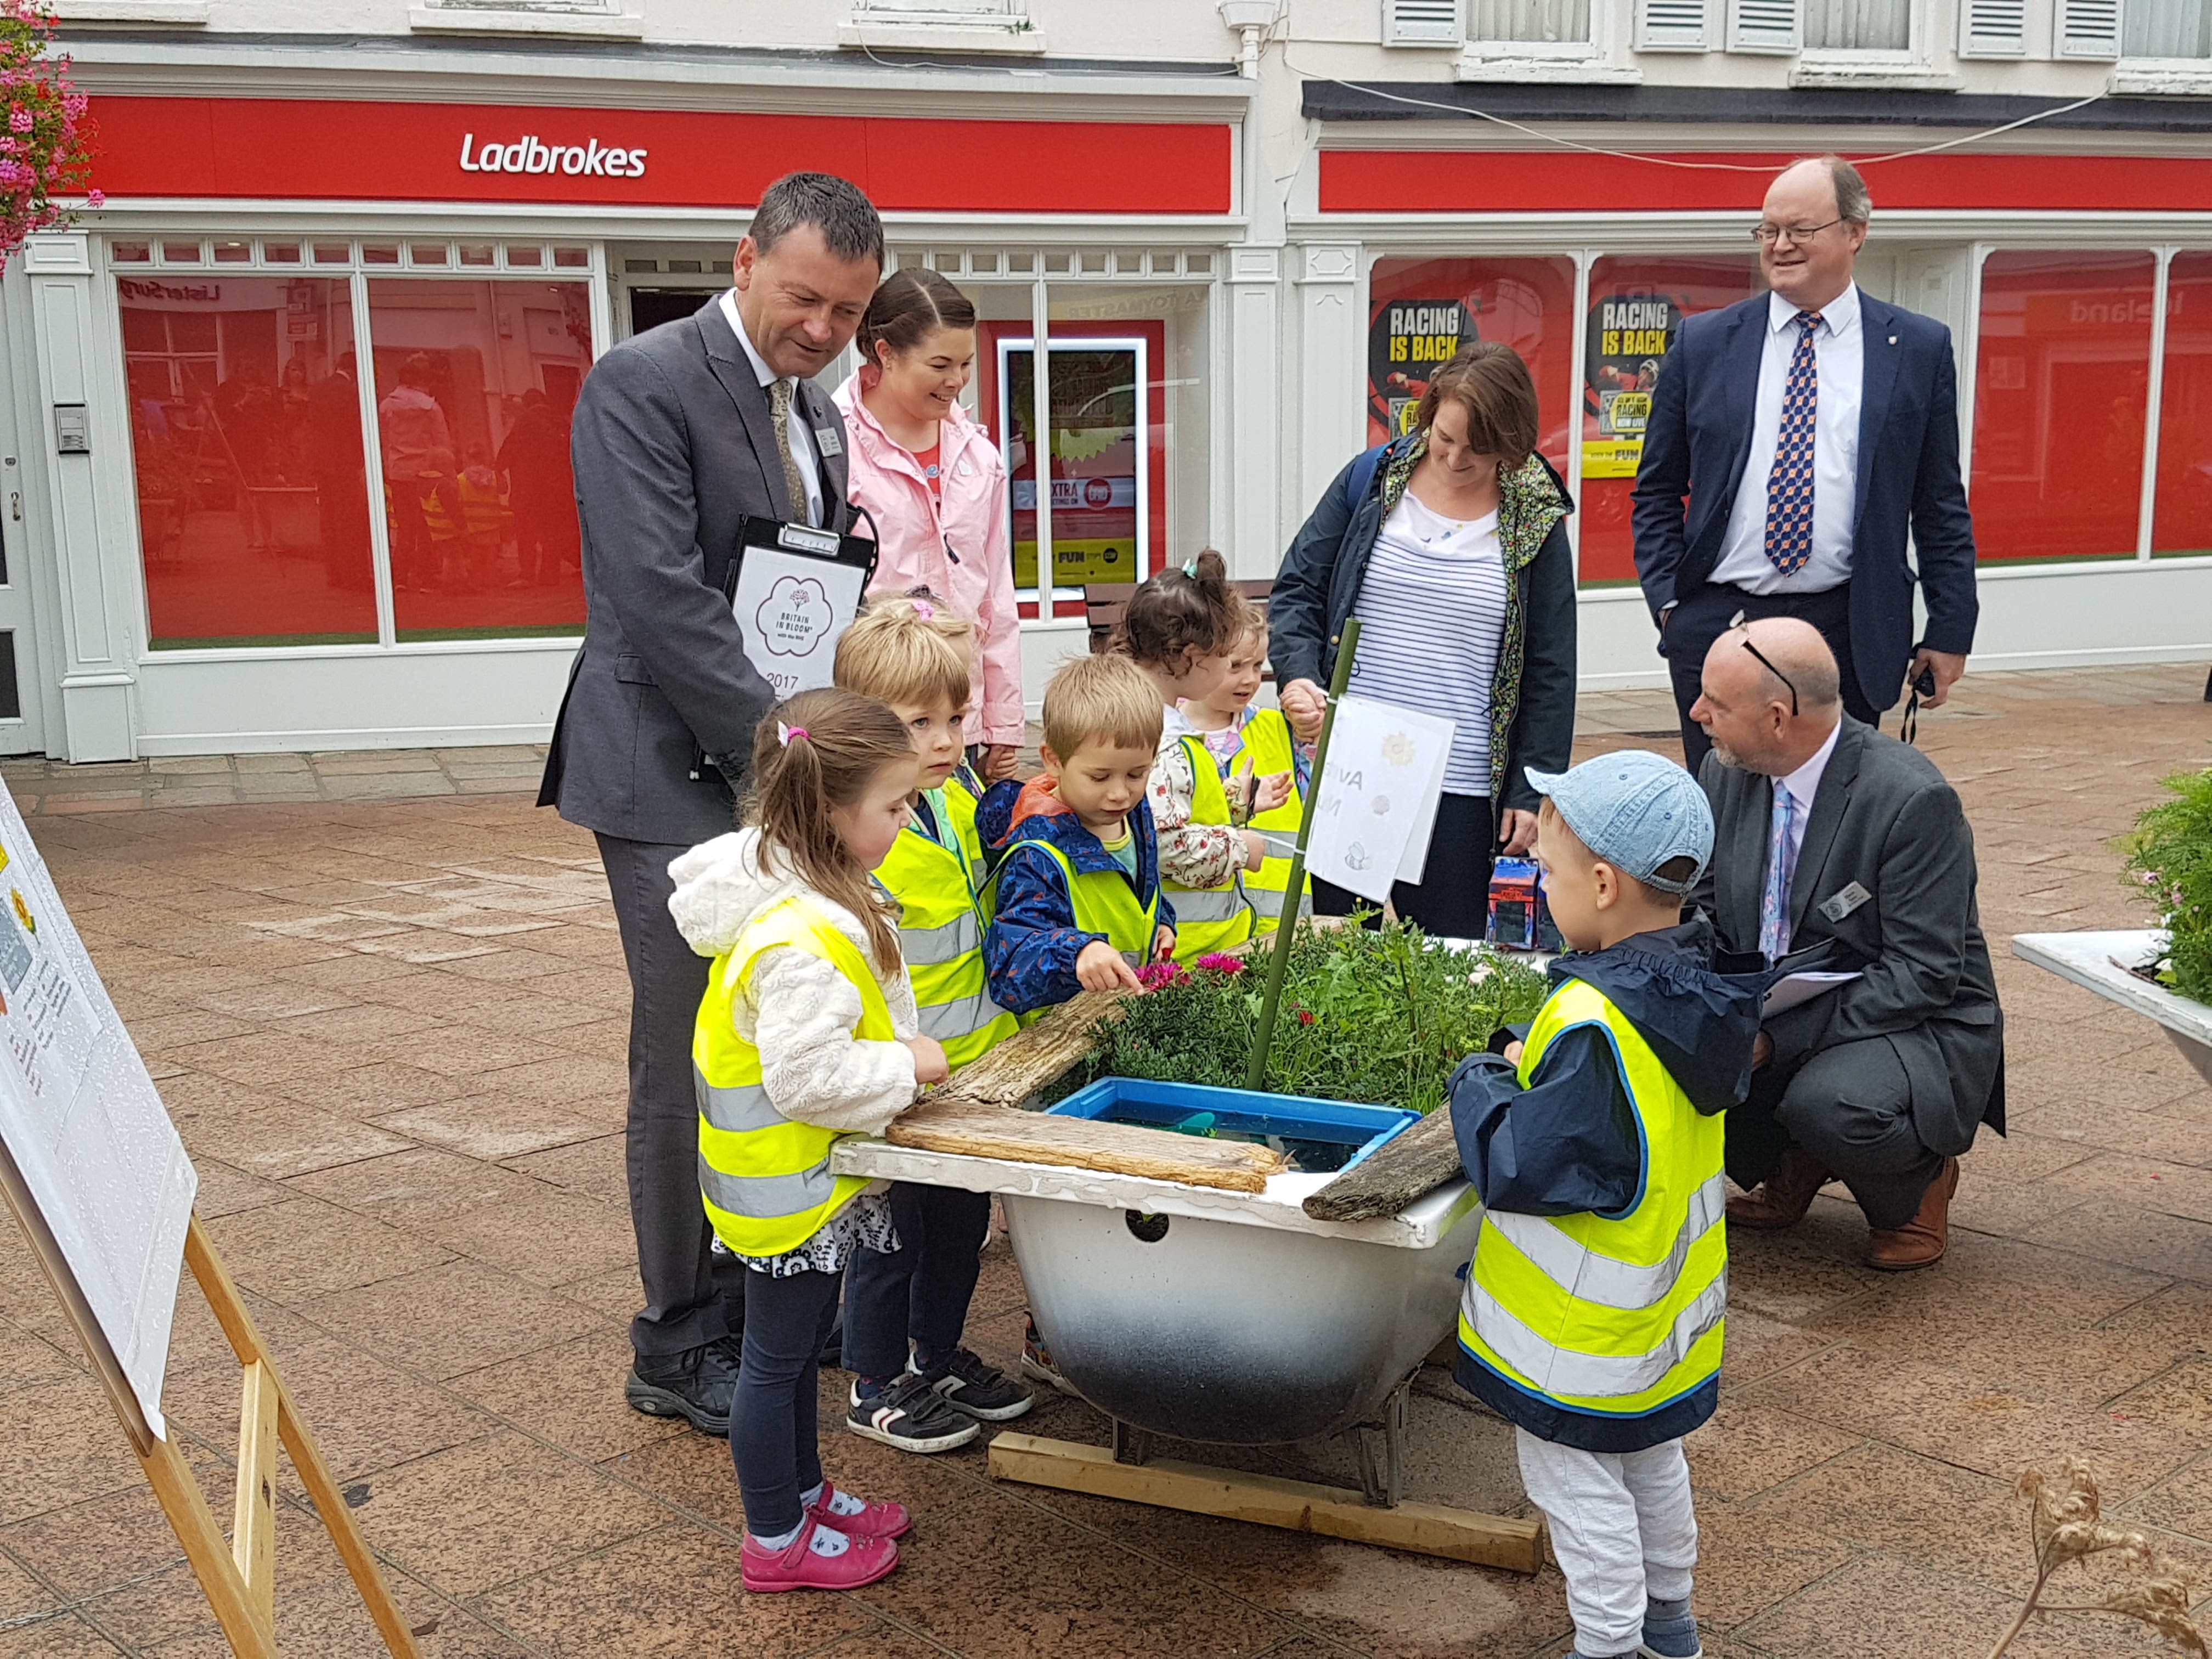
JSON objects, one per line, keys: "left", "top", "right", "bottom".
{"left": 836, "top": 269, "right": 1024, "bottom": 781}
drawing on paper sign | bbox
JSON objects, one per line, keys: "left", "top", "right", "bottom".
{"left": 1383, "top": 732, "right": 1416, "bottom": 768}
{"left": 755, "top": 575, "right": 835, "bottom": 659}
{"left": 1305, "top": 694, "right": 1455, "bottom": 905}
{"left": 1372, "top": 795, "right": 1392, "bottom": 816}
{"left": 1345, "top": 842, "right": 1371, "bottom": 872}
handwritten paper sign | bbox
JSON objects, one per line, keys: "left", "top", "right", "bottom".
{"left": 728, "top": 543, "right": 871, "bottom": 699}
{"left": 0, "top": 783, "right": 196, "bottom": 1440}
{"left": 1303, "top": 696, "right": 1454, "bottom": 905}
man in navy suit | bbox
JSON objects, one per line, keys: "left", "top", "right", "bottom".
{"left": 1632, "top": 156, "right": 1979, "bottom": 773}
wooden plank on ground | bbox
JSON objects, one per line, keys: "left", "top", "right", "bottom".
{"left": 887, "top": 1096, "right": 1286, "bottom": 1193}
{"left": 989, "top": 1432, "right": 1544, "bottom": 1572}
{"left": 1302, "top": 1105, "right": 1463, "bottom": 1222}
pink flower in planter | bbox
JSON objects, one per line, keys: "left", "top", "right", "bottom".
{"left": 7, "top": 109, "right": 30, "bottom": 134}
{"left": 1295, "top": 1007, "right": 1316, "bottom": 1026}
{"left": 1193, "top": 952, "right": 1246, "bottom": 975}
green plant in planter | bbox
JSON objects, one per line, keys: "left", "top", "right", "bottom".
{"left": 1074, "top": 916, "right": 1549, "bottom": 1115}
{"left": 2117, "top": 753, "right": 2212, "bottom": 1005}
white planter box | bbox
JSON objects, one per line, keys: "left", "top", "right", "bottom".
{"left": 2010, "top": 929, "right": 2212, "bottom": 1088}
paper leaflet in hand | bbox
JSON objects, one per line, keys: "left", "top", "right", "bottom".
{"left": 1762, "top": 970, "right": 1860, "bottom": 1017}
{"left": 1302, "top": 696, "right": 1454, "bottom": 905}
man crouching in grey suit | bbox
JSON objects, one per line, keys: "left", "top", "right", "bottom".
{"left": 1690, "top": 617, "right": 2004, "bottom": 1270}
{"left": 538, "top": 173, "right": 882, "bottom": 1427}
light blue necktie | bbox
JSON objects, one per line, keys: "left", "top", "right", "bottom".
{"left": 1764, "top": 310, "right": 1824, "bottom": 576}
{"left": 1759, "top": 782, "right": 1795, "bottom": 963}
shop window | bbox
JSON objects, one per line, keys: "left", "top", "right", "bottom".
{"left": 1971, "top": 251, "right": 2154, "bottom": 563}
{"left": 365, "top": 279, "right": 591, "bottom": 641}
{"left": 121, "top": 275, "right": 379, "bottom": 648}
{"left": 111, "top": 241, "right": 150, "bottom": 263}
{"left": 2153, "top": 251, "right": 2212, "bottom": 556}
{"left": 263, "top": 243, "right": 301, "bottom": 266}
{"left": 312, "top": 244, "right": 351, "bottom": 266}
{"left": 1579, "top": 254, "right": 1760, "bottom": 585}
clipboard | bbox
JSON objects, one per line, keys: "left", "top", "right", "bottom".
{"left": 691, "top": 514, "right": 880, "bottom": 783}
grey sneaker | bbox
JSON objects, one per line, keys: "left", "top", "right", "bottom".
{"left": 845, "top": 1372, "right": 980, "bottom": 1454}
{"left": 1640, "top": 1602, "right": 1702, "bottom": 1659}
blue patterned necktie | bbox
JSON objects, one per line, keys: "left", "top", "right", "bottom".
{"left": 1764, "top": 310, "right": 1824, "bottom": 576}
{"left": 1759, "top": 781, "right": 1795, "bottom": 963}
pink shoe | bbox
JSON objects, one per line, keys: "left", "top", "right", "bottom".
{"left": 740, "top": 1517, "right": 900, "bottom": 1593}
{"left": 806, "top": 1481, "right": 910, "bottom": 1541}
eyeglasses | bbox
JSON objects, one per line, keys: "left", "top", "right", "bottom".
{"left": 1751, "top": 218, "right": 1842, "bottom": 246}
{"left": 1729, "top": 612, "right": 1799, "bottom": 716}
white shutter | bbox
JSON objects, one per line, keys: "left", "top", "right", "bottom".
{"left": 1960, "top": 0, "right": 2027, "bottom": 55}
{"left": 1729, "top": 0, "right": 1800, "bottom": 51}
{"left": 2055, "top": 0, "right": 2119, "bottom": 58}
{"left": 1383, "top": 0, "right": 1466, "bottom": 44}
{"left": 1638, "top": 0, "right": 1710, "bottom": 48}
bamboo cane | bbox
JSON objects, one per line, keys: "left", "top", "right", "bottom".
{"left": 1244, "top": 617, "right": 1361, "bottom": 1092}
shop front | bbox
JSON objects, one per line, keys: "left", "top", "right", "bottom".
{"left": 2, "top": 87, "right": 1239, "bottom": 759}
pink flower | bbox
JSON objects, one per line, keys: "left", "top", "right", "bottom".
{"left": 7, "top": 109, "right": 30, "bottom": 134}
{"left": 1134, "top": 961, "right": 1187, "bottom": 990}
{"left": 1193, "top": 952, "right": 1246, "bottom": 975}
{"left": 84, "top": 188, "right": 101, "bottom": 207}
{"left": 0, "top": 161, "right": 21, "bottom": 185}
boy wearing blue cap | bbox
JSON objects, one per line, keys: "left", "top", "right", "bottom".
{"left": 1447, "top": 750, "right": 1764, "bottom": 1659}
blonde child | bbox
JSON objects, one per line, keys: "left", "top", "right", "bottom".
{"left": 1177, "top": 599, "right": 1307, "bottom": 935}
{"left": 832, "top": 596, "right": 1034, "bottom": 1453}
{"left": 668, "top": 688, "right": 940, "bottom": 1594}
{"left": 1112, "top": 551, "right": 1279, "bottom": 963}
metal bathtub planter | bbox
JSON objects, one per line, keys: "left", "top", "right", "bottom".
{"left": 2012, "top": 929, "right": 2212, "bottom": 1087}
{"left": 837, "top": 1077, "right": 1482, "bottom": 1451}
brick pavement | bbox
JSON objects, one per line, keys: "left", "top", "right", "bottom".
{"left": 0, "top": 663, "right": 2207, "bottom": 1658}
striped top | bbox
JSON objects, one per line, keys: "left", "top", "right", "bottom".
{"left": 1346, "top": 491, "right": 1509, "bottom": 798}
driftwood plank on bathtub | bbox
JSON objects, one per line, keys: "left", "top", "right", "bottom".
{"left": 1300, "top": 1105, "right": 1463, "bottom": 1222}
{"left": 934, "top": 990, "right": 1124, "bottom": 1108}
{"left": 885, "top": 1096, "right": 1286, "bottom": 1193}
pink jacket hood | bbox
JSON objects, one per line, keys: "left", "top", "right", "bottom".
{"left": 835, "top": 370, "right": 1025, "bottom": 747}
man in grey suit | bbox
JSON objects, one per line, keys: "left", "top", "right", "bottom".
{"left": 1690, "top": 618, "right": 2004, "bottom": 1271}
{"left": 538, "top": 173, "right": 883, "bottom": 1428}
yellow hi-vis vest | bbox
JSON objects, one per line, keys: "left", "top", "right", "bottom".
{"left": 694, "top": 898, "right": 882, "bottom": 1257}
{"left": 943, "top": 766, "right": 990, "bottom": 892}
{"left": 1220, "top": 709, "right": 1311, "bottom": 936}
{"left": 1007, "top": 838, "right": 1162, "bottom": 1023}
{"left": 878, "top": 792, "right": 1018, "bottom": 1071}
{"left": 1164, "top": 734, "right": 1256, "bottom": 965}
{"left": 1457, "top": 977, "right": 1727, "bottom": 1420}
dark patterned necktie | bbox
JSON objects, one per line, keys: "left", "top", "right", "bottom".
{"left": 1763, "top": 311, "right": 1824, "bottom": 576}
{"left": 767, "top": 377, "right": 811, "bottom": 524}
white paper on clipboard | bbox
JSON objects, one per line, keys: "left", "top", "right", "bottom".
{"left": 1762, "top": 970, "right": 1860, "bottom": 1017}
{"left": 728, "top": 543, "right": 871, "bottom": 701}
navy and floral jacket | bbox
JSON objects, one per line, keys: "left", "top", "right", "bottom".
{"left": 978, "top": 777, "right": 1177, "bottom": 1015}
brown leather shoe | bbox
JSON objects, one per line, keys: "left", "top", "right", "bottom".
{"left": 1725, "top": 1149, "right": 1832, "bottom": 1231}
{"left": 1864, "top": 1156, "right": 1961, "bottom": 1271}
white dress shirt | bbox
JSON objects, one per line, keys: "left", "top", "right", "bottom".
{"left": 1768, "top": 716, "right": 1842, "bottom": 953}
{"left": 720, "top": 287, "right": 823, "bottom": 528}
{"left": 1710, "top": 285, "right": 1864, "bottom": 595}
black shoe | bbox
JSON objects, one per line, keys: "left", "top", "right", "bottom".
{"left": 921, "top": 1348, "right": 1036, "bottom": 1423}
{"left": 845, "top": 1373, "right": 980, "bottom": 1454}
{"left": 625, "top": 1340, "right": 741, "bottom": 1435}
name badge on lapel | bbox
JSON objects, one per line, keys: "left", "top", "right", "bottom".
{"left": 811, "top": 423, "right": 844, "bottom": 458}
{"left": 1818, "top": 882, "right": 1872, "bottom": 923}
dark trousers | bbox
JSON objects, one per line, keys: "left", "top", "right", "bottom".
{"left": 843, "top": 1182, "right": 991, "bottom": 1384}
{"left": 1313, "top": 793, "right": 1496, "bottom": 939}
{"left": 596, "top": 833, "right": 744, "bottom": 1361}
{"left": 730, "top": 1265, "right": 844, "bottom": 1539}
{"left": 1727, "top": 1034, "right": 1945, "bottom": 1231}
{"left": 1664, "top": 582, "right": 1880, "bottom": 776}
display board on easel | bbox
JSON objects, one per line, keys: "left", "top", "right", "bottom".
{"left": 0, "top": 780, "right": 420, "bottom": 1659}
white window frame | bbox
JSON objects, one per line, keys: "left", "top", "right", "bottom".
{"left": 1459, "top": 0, "right": 1641, "bottom": 81}
{"left": 408, "top": 0, "right": 644, "bottom": 39}
{"left": 2107, "top": 0, "right": 2212, "bottom": 93}
{"left": 1790, "top": 0, "right": 1963, "bottom": 87}
{"left": 838, "top": 0, "right": 1045, "bottom": 52}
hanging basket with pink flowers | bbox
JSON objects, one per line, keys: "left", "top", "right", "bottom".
{"left": 0, "top": 1, "right": 98, "bottom": 272}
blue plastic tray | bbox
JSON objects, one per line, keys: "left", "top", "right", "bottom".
{"left": 1046, "top": 1077, "right": 1418, "bottom": 1174}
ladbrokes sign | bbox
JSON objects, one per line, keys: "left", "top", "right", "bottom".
{"left": 459, "top": 132, "right": 647, "bottom": 178}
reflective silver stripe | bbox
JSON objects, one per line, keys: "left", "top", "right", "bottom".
{"left": 1163, "top": 885, "right": 1246, "bottom": 922}
{"left": 698, "top": 1153, "right": 838, "bottom": 1220}
{"left": 693, "top": 1066, "right": 785, "bottom": 1135}
{"left": 1247, "top": 886, "right": 1313, "bottom": 921}
{"left": 1483, "top": 1173, "right": 1728, "bottom": 1312}
{"left": 900, "top": 910, "right": 981, "bottom": 967}
{"left": 1460, "top": 1270, "right": 1728, "bottom": 1400}
{"left": 917, "top": 988, "right": 1006, "bottom": 1042}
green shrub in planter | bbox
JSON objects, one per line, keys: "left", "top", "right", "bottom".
{"left": 2118, "top": 754, "right": 2212, "bottom": 1005}
{"left": 1071, "top": 917, "right": 1549, "bottom": 1115}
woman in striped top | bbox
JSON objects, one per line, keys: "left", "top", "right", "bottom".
{"left": 1268, "top": 341, "right": 1578, "bottom": 939}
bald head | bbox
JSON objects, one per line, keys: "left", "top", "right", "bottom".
{"left": 1691, "top": 617, "right": 1844, "bottom": 776}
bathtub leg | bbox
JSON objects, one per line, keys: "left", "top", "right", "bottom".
{"left": 1351, "top": 1374, "right": 1412, "bottom": 1508}
{"left": 1111, "top": 1419, "right": 1154, "bottom": 1468}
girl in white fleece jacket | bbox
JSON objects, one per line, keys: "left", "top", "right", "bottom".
{"left": 669, "top": 689, "right": 947, "bottom": 1594}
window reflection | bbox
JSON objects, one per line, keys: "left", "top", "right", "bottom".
{"left": 366, "top": 279, "right": 590, "bottom": 639}
{"left": 122, "top": 275, "right": 378, "bottom": 648}
{"left": 2154, "top": 253, "right": 2212, "bottom": 557}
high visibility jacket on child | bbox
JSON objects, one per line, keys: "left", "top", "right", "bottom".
{"left": 1164, "top": 733, "right": 1256, "bottom": 964}
{"left": 693, "top": 896, "right": 880, "bottom": 1257}
{"left": 1218, "top": 708, "right": 1311, "bottom": 935}
{"left": 877, "top": 786, "right": 1018, "bottom": 1070}
{"left": 1457, "top": 977, "right": 1728, "bottom": 1431}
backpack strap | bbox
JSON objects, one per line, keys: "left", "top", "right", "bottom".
{"left": 1344, "top": 442, "right": 1390, "bottom": 514}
